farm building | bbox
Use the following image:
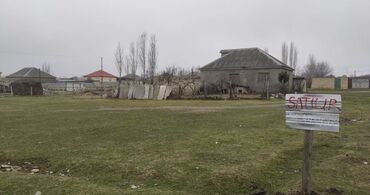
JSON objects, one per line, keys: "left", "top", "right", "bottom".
{"left": 5, "top": 67, "right": 56, "bottom": 96}
{"left": 199, "top": 48, "right": 294, "bottom": 93}
{"left": 84, "top": 70, "right": 117, "bottom": 83}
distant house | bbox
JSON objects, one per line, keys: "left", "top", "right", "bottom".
{"left": 84, "top": 70, "right": 117, "bottom": 83}
{"left": 5, "top": 67, "right": 56, "bottom": 95}
{"left": 199, "top": 48, "right": 294, "bottom": 93}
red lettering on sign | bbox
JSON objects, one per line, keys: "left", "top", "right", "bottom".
{"left": 288, "top": 96, "right": 296, "bottom": 108}
{"left": 301, "top": 96, "right": 309, "bottom": 109}
{"left": 298, "top": 98, "right": 303, "bottom": 109}
{"left": 321, "top": 99, "right": 328, "bottom": 110}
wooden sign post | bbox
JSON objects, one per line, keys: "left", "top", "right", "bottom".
{"left": 285, "top": 94, "right": 341, "bottom": 195}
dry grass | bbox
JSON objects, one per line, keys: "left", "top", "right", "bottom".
{"left": 0, "top": 92, "right": 369, "bottom": 194}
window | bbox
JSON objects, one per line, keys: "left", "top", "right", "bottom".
{"left": 229, "top": 73, "right": 240, "bottom": 84}
{"left": 258, "top": 72, "right": 270, "bottom": 82}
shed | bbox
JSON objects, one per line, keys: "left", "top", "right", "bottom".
{"left": 5, "top": 67, "right": 56, "bottom": 96}
{"left": 6, "top": 67, "right": 56, "bottom": 83}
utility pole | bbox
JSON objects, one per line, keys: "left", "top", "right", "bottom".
{"left": 100, "top": 57, "right": 103, "bottom": 87}
{"left": 100, "top": 57, "right": 104, "bottom": 98}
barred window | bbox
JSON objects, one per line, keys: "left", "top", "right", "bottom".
{"left": 257, "top": 72, "right": 270, "bottom": 82}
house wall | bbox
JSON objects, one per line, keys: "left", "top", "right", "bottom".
{"left": 352, "top": 78, "right": 370, "bottom": 89}
{"left": 311, "top": 78, "right": 335, "bottom": 89}
{"left": 87, "top": 77, "right": 117, "bottom": 83}
{"left": 200, "top": 68, "right": 293, "bottom": 93}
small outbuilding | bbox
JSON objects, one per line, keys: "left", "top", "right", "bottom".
{"left": 6, "top": 67, "right": 56, "bottom": 83}
{"left": 6, "top": 67, "right": 56, "bottom": 96}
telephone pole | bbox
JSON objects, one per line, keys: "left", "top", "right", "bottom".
{"left": 100, "top": 57, "right": 104, "bottom": 98}
{"left": 100, "top": 57, "right": 103, "bottom": 87}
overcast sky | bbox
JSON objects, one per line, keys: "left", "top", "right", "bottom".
{"left": 1, "top": 0, "right": 369, "bottom": 77}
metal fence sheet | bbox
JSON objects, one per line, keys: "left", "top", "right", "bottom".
{"left": 285, "top": 94, "right": 341, "bottom": 132}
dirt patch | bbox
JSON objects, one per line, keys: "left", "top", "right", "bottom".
{"left": 326, "top": 187, "right": 344, "bottom": 194}
{"left": 0, "top": 157, "right": 51, "bottom": 174}
{"left": 77, "top": 104, "right": 282, "bottom": 113}
{"left": 185, "top": 108, "right": 220, "bottom": 113}
{"left": 0, "top": 157, "right": 73, "bottom": 177}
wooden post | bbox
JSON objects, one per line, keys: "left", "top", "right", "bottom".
{"left": 266, "top": 78, "right": 270, "bottom": 100}
{"left": 10, "top": 86, "right": 13, "bottom": 96}
{"left": 302, "top": 130, "right": 314, "bottom": 195}
{"left": 30, "top": 86, "right": 33, "bottom": 96}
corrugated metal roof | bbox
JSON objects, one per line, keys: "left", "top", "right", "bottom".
{"left": 200, "top": 48, "right": 294, "bottom": 71}
{"left": 6, "top": 67, "right": 56, "bottom": 79}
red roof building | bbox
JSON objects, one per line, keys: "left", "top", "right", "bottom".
{"left": 84, "top": 70, "right": 117, "bottom": 83}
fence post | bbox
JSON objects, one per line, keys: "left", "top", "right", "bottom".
{"left": 302, "top": 130, "right": 314, "bottom": 194}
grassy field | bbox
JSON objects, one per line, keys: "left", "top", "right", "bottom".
{"left": 0, "top": 92, "right": 369, "bottom": 194}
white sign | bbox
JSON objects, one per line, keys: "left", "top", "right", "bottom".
{"left": 285, "top": 94, "right": 341, "bottom": 132}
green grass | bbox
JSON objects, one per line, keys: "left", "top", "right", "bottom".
{"left": 0, "top": 92, "right": 369, "bottom": 194}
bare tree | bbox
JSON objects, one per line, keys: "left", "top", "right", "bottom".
{"left": 302, "top": 54, "right": 333, "bottom": 87}
{"left": 281, "top": 42, "right": 288, "bottom": 64}
{"left": 289, "top": 42, "right": 294, "bottom": 67}
{"left": 41, "top": 62, "right": 51, "bottom": 74}
{"left": 316, "top": 61, "right": 333, "bottom": 77}
{"left": 114, "top": 42, "right": 124, "bottom": 98}
{"left": 288, "top": 42, "right": 298, "bottom": 73}
{"left": 124, "top": 55, "right": 130, "bottom": 75}
{"left": 161, "top": 65, "right": 177, "bottom": 84}
{"left": 282, "top": 41, "right": 298, "bottom": 74}
{"left": 148, "top": 34, "right": 158, "bottom": 84}
{"left": 129, "top": 41, "right": 138, "bottom": 80}
{"left": 138, "top": 32, "right": 147, "bottom": 81}
{"left": 293, "top": 48, "right": 298, "bottom": 71}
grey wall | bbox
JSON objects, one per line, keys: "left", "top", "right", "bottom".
{"left": 200, "top": 68, "right": 293, "bottom": 93}
{"left": 352, "top": 78, "right": 370, "bottom": 89}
